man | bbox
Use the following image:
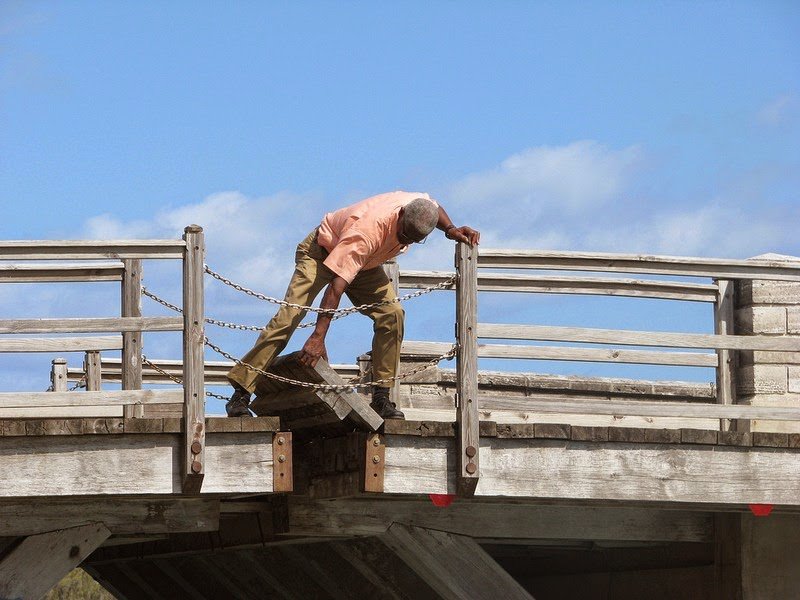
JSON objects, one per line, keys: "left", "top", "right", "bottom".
{"left": 226, "top": 191, "right": 480, "bottom": 419}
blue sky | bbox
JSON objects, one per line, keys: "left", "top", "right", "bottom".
{"left": 1, "top": 1, "right": 799, "bottom": 403}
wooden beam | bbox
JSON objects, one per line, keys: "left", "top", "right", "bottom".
{"left": 400, "top": 270, "right": 719, "bottom": 302}
{"left": 0, "top": 240, "right": 185, "bottom": 260}
{"left": 50, "top": 358, "right": 68, "bottom": 392}
{"left": 379, "top": 435, "right": 800, "bottom": 505}
{"left": 715, "top": 279, "right": 737, "bottom": 432}
{"left": 0, "top": 262, "right": 124, "bottom": 283}
{"left": 182, "top": 225, "right": 205, "bottom": 494}
{"left": 0, "top": 431, "right": 274, "bottom": 497}
{"left": 0, "top": 498, "right": 219, "bottom": 536}
{"left": 85, "top": 350, "right": 102, "bottom": 391}
{"left": 379, "top": 523, "right": 533, "bottom": 599}
{"left": 122, "top": 258, "right": 144, "bottom": 419}
{"left": 0, "top": 335, "right": 123, "bottom": 353}
{"left": 0, "top": 316, "right": 182, "bottom": 334}
{"left": 477, "top": 249, "right": 800, "bottom": 281}
{"left": 455, "top": 242, "right": 479, "bottom": 496}
{"left": 478, "top": 323, "right": 800, "bottom": 352}
{"left": 476, "top": 343, "right": 718, "bottom": 367}
{"left": 0, "top": 523, "right": 111, "bottom": 600}
{"left": 0, "top": 389, "right": 183, "bottom": 408}
{"left": 480, "top": 395, "right": 800, "bottom": 421}
{"left": 287, "top": 497, "right": 714, "bottom": 543}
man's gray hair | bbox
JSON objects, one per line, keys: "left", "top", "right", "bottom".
{"left": 403, "top": 198, "right": 439, "bottom": 242}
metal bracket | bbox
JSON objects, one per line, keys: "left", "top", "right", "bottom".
{"left": 272, "top": 432, "right": 293, "bottom": 493}
{"left": 363, "top": 432, "right": 385, "bottom": 493}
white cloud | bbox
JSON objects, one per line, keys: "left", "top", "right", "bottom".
{"left": 757, "top": 93, "right": 798, "bottom": 127}
{"left": 450, "top": 141, "right": 642, "bottom": 215}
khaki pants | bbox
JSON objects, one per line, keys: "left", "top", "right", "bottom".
{"left": 227, "top": 229, "right": 404, "bottom": 393}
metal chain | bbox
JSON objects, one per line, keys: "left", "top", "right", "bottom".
{"left": 203, "top": 264, "right": 456, "bottom": 316}
{"left": 141, "top": 354, "right": 229, "bottom": 401}
{"left": 142, "top": 286, "right": 344, "bottom": 331}
{"left": 68, "top": 376, "right": 86, "bottom": 391}
{"left": 204, "top": 336, "right": 457, "bottom": 393}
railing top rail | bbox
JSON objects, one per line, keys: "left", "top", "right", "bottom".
{"left": 0, "top": 262, "right": 125, "bottom": 283}
{"left": 0, "top": 240, "right": 186, "bottom": 260}
{"left": 478, "top": 249, "right": 800, "bottom": 280}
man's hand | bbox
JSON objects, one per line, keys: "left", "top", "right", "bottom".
{"left": 446, "top": 225, "right": 480, "bottom": 246}
{"left": 299, "top": 333, "right": 328, "bottom": 368}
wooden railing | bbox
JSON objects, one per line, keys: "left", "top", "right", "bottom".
{"left": 0, "top": 226, "right": 206, "bottom": 493}
{"left": 401, "top": 245, "right": 800, "bottom": 494}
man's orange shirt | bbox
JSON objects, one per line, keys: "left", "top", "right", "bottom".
{"left": 317, "top": 191, "right": 437, "bottom": 283}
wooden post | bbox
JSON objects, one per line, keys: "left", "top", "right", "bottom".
{"left": 384, "top": 259, "right": 401, "bottom": 408}
{"left": 715, "top": 279, "right": 737, "bottom": 432}
{"left": 182, "top": 225, "right": 206, "bottom": 494}
{"left": 84, "top": 350, "right": 102, "bottom": 391}
{"left": 50, "top": 358, "right": 67, "bottom": 392}
{"left": 455, "top": 242, "right": 479, "bottom": 496}
{"left": 121, "top": 258, "right": 143, "bottom": 417}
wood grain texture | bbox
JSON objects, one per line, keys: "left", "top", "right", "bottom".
{"left": 0, "top": 431, "right": 274, "bottom": 496}
{"left": 477, "top": 249, "right": 800, "bottom": 281}
{"left": 0, "top": 497, "right": 218, "bottom": 536}
{"left": 0, "top": 239, "right": 185, "bottom": 260}
{"left": 715, "top": 279, "right": 737, "bottom": 432}
{"left": 400, "top": 270, "right": 718, "bottom": 302}
{"left": 479, "top": 394, "right": 800, "bottom": 421}
{"left": 287, "top": 496, "right": 714, "bottom": 542}
{"left": 0, "top": 262, "right": 124, "bottom": 283}
{"left": 0, "top": 389, "right": 183, "bottom": 408}
{"left": 478, "top": 323, "right": 800, "bottom": 352}
{"left": 0, "top": 523, "right": 111, "bottom": 600}
{"left": 380, "top": 435, "right": 800, "bottom": 505}
{"left": 380, "top": 523, "right": 534, "bottom": 600}
{"left": 0, "top": 316, "right": 182, "bottom": 334}
{"left": 182, "top": 226, "right": 206, "bottom": 493}
{"left": 474, "top": 343, "right": 718, "bottom": 367}
{"left": 0, "top": 335, "right": 123, "bottom": 352}
{"left": 122, "top": 258, "right": 144, "bottom": 418}
{"left": 455, "top": 242, "right": 480, "bottom": 495}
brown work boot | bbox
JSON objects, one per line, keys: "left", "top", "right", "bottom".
{"left": 370, "top": 387, "right": 405, "bottom": 419}
{"left": 226, "top": 386, "right": 253, "bottom": 417}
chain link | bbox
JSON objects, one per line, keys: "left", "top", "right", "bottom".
{"left": 68, "top": 376, "right": 86, "bottom": 391}
{"left": 204, "top": 264, "right": 456, "bottom": 316}
{"left": 204, "top": 336, "right": 457, "bottom": 393}
{"left": 141, "top": 354, "right": 229, "bottom": 401}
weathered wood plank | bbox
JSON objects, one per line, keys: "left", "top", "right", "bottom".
{"left": 0, "top": 523, "right": 111, "bottom": 600}
{"left": 0, "top": 406, "right": 123, "bottom": 419}
{"left": 455, "top": 242, "right": 480, "bottom": 496}
{"left": 0, "top": 239, "right": 185, "bottom": 260}
{"left": 182, "top": 225, "right": 206, "bottom": 494}
{"left": 480, "top": 394, "right": 800, "bottom": 421}
{"left": 477, "top": 344, "right": 717, "bottom": 366}
{"left": 715, "top": 279, "right": 737, "bottom": 432}
{"left": 379, "top": 524, "right": 533, "bottom": 600}
{"left": 0, "top": 498, "right": 219, "bottom": 536}
{"left": 381, "top": 435, "right": 800, "bottom": 504}
{"left": 0, "top": 316, "right": 182, "bottom": 334}
{"left": 0, "top": 431, "right": 274, "bottom": 496}
{"left": 477, "top": 249, "right": 800, "bottom": 281}
{"left": 478, "top": 323, "right": 800, "bottom": 352}
{"left": 400, "top": 270, "right": 719, "bottom": 302}
{"left": 122, "top": 258, "right": 144, "bottom": 419}
{"left": 0, "top": 389, "right": 183, "bottom": 408}
{"left": 0, "top": 262, "right": 124, "bottom": 283}
{"left": 0, "top": 335, "right": 123, "bottom": 353}
{"left": 51, "top": 357, "right": 68, "bottom": 392}
{"left": 288, "top": 497, "right": 714, "bottom": 542}
{"left": 85, "top": 350, "right": 102, "bottom": 391}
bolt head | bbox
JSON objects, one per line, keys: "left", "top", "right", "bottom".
{"left": 465, "top": 445, "right": 476, "bottom": 458}
{"left": 191, "top": 441, "right": 202, "bottom": 455}
{"left": 277, "top": 437, "right": 285, "bottom": 445}
{"left": 372, "top": 437, "right": 380, "bottom": 447}
{"left": 191, "top": 461, "right": 202, "bottom": 474}
{"left": 465, "top": 463, "right": 477, "bottom": 475}
{"left": 372, "top": 455, "right": 381, "bottom": 464}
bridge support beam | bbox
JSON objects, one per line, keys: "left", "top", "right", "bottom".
{"left": 0, "top": 523, "right": 110, "bottom": 600}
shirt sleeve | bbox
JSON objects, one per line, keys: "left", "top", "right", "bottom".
{"left": 323, "top": 227, "right": 376, "bottom": 284}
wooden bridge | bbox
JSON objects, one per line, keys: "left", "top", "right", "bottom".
{"left": 1, "top": 226, "right": 799, "bottom": 599}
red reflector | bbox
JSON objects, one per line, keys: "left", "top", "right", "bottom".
{"left": 429, "top": 494, "right": 455, "bottom": 507}
{"left": 749, "top": 504, "right": 774, "bottom": 517}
